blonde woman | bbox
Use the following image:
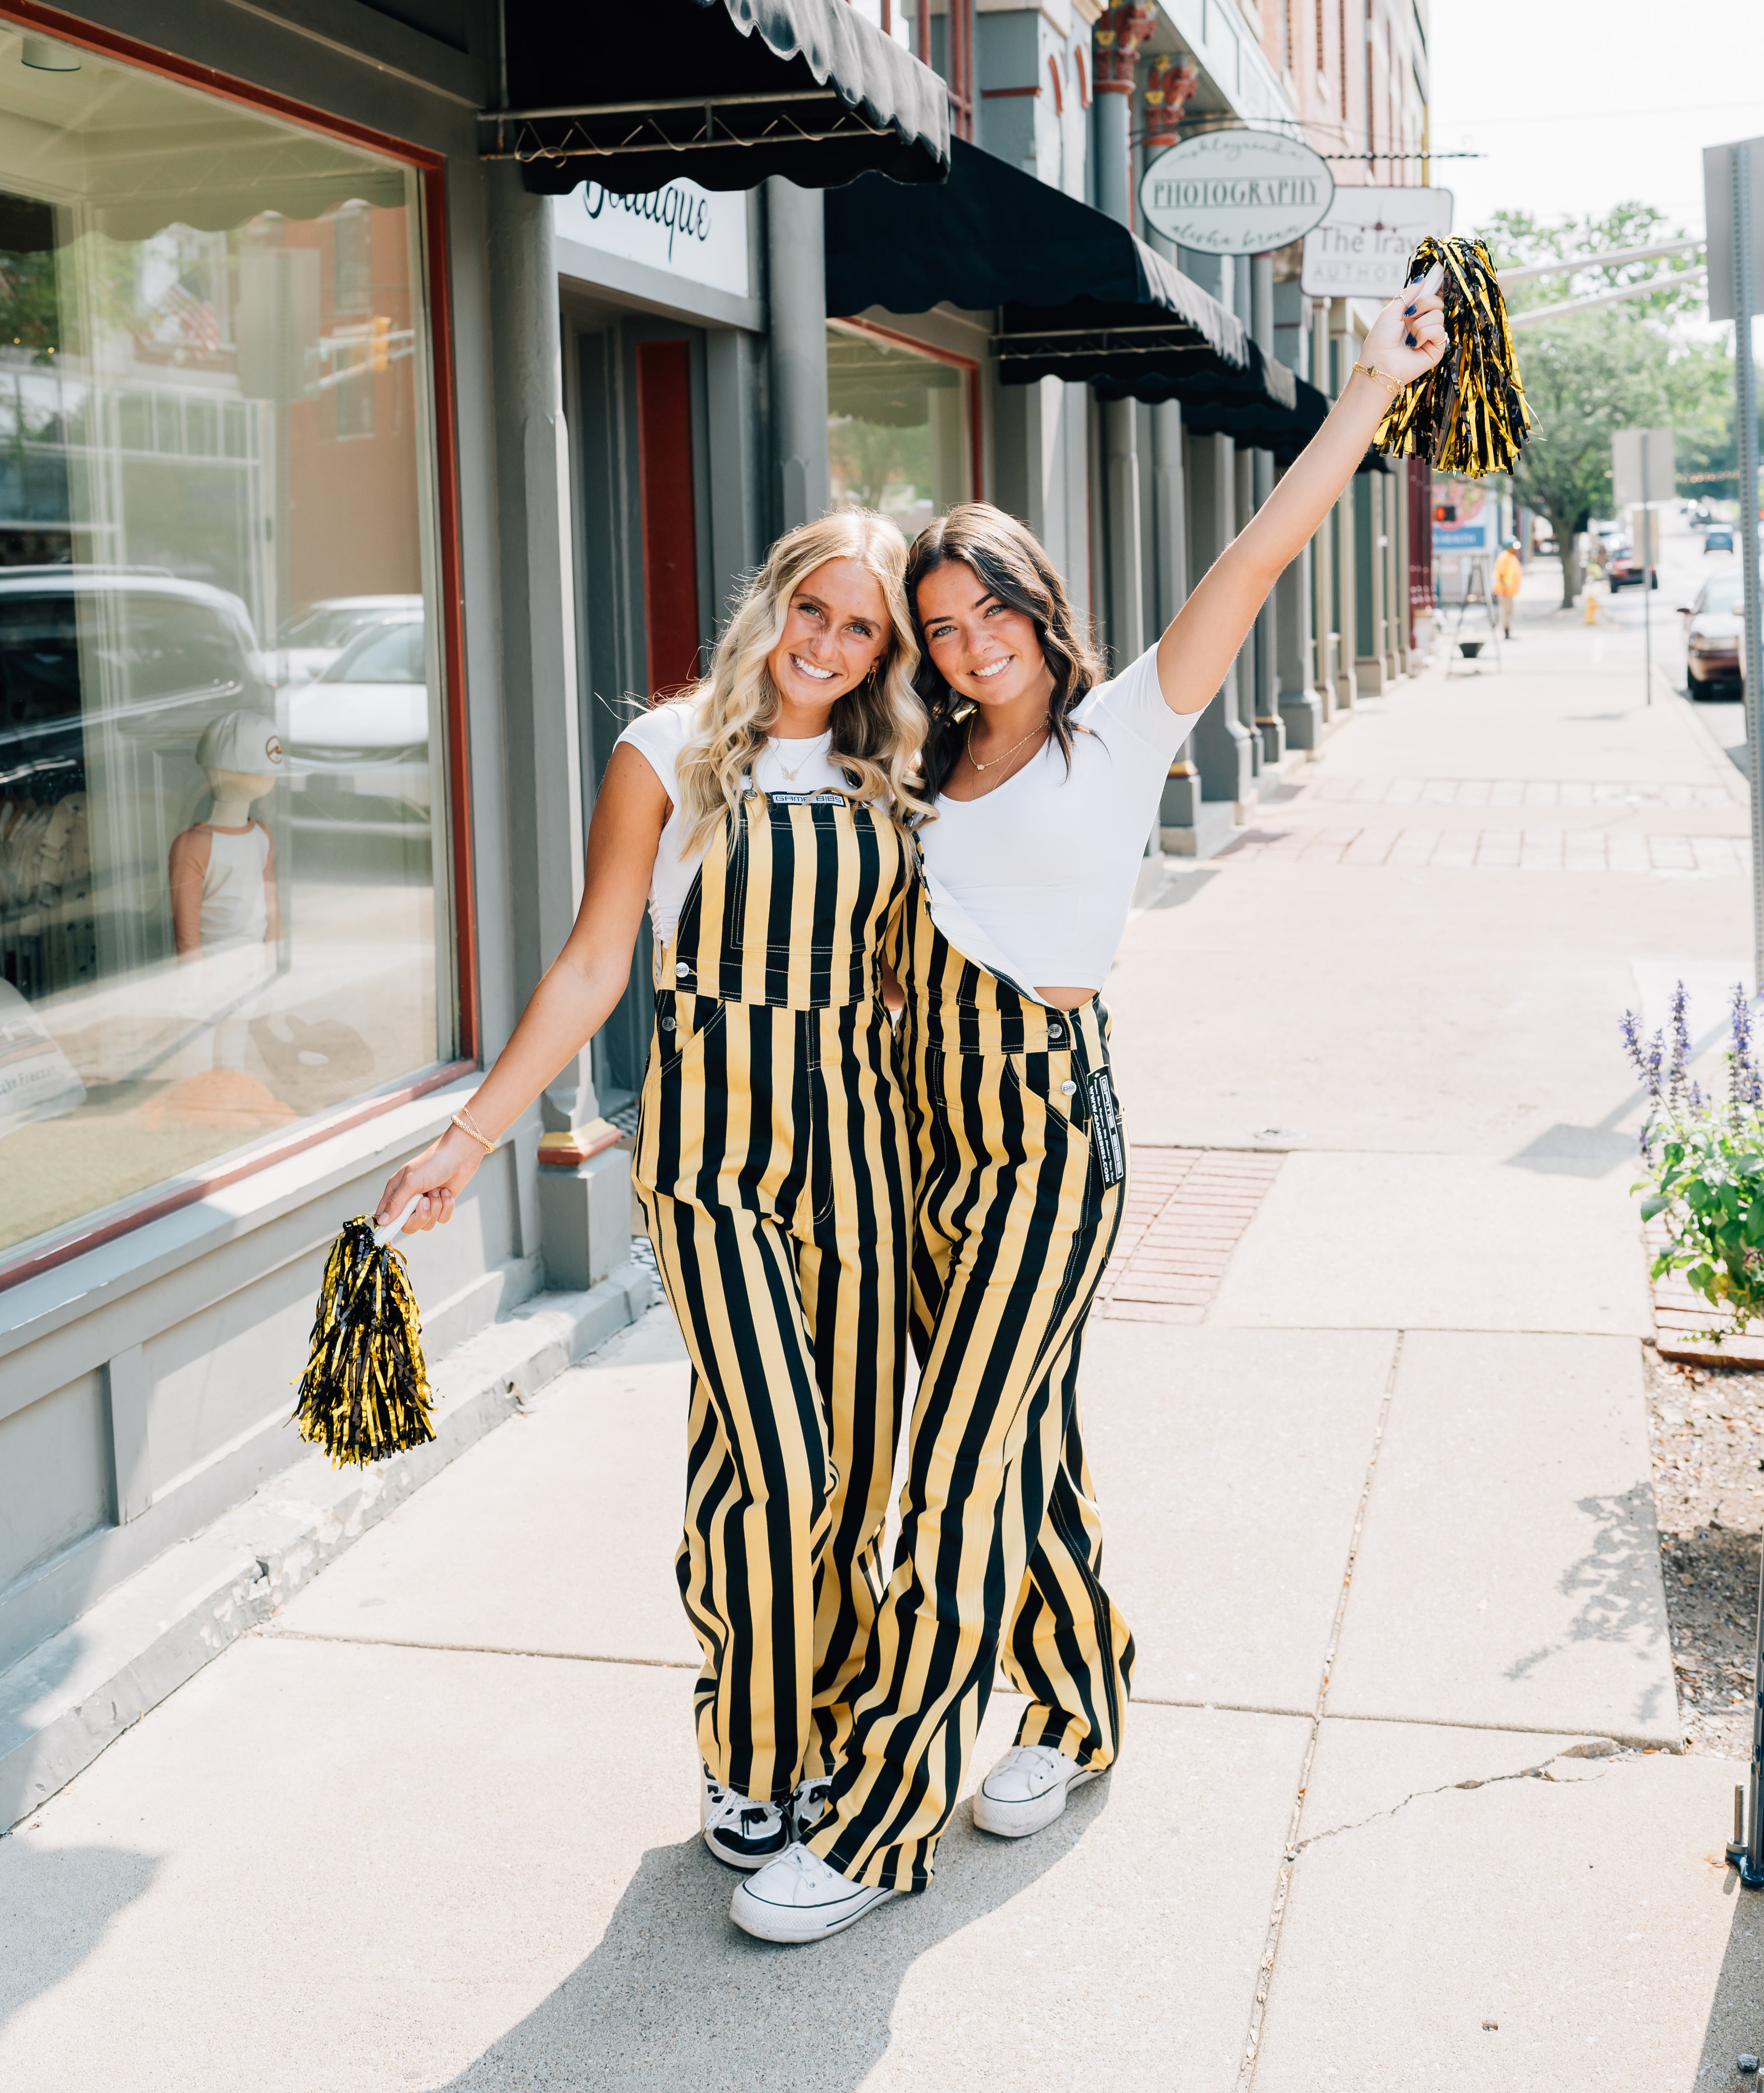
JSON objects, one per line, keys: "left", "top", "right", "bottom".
{"left": 375, "top": 511, "right": 927, "bottom": 1877}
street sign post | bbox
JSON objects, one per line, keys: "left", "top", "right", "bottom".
{"left": 1612, "top": 427, "right": 1675, "bottom": 705}
{"left": 1705, "top": 134, "right": 1764, "bottom": 1891}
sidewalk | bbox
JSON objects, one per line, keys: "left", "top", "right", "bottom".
{"left": 3, "top": 574, "right": 1761, "bottom": 2091}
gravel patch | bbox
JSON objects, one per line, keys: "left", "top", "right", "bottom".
{"left": 1645, "top": 1345, "right": 1764, "bottom": 1757}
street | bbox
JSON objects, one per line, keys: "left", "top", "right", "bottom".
{"left": 3, "top": 558, "right": 1758, "bottom": 2091}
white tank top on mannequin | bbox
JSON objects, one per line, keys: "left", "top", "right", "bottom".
{"left": 199, "top": 824, "right": 270, "bottom": 946}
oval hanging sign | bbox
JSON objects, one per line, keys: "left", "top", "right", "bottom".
{"left": 1140, "top": 130, "right": 1335, "bottom": 257}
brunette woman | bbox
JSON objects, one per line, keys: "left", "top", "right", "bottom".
{"left": 732, "top": 278, "right": 1447, "bottom": 1941}
{"left": 375, "top": 512, "right": 928, "bottom": 1875}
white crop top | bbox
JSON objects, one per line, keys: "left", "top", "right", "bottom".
{"left": 917, "top": 645, "right": 1199, "bottom": 999}
{"left": 616, "top": 700, "right": 853, "bottom": 946}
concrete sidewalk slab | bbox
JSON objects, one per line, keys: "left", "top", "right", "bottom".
{"left": 1207, "top": 1153, "right": 1652, "bottom": 1336}
{"left": 0, "top": 1633, "right": 1305, "bottom": 2093}
{"left": 279, "top": 1309, "right": 697, "bottom": 1667}
{"left": 1328, "top": 1331, "right": 1677, "bottom": 1745}
{"left": 1079, "top": 1321, "right": 1392, "bottom": 1712}
{"left": 1255, "top": 1716, "right": 1748, "bottom": 2092}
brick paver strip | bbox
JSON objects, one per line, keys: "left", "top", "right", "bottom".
{"left": 1311, "top": 776, "right": 1735, "bottom": 809}
{"left": 1095, "top": 1147, "right": 1284, "bottom": 1322}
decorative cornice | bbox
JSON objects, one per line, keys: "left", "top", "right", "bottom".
{"left": 1142, "top": 51, "right": 1199, "bottom": 149}
{"left": 1092, "top": 3, "right": 1157, "bottom": 87}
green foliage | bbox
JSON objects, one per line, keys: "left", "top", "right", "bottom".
{"left": 1475, "top": 202, "right": 1737, "bottom": 604}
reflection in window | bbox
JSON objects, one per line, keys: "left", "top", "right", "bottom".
{"left": 0, "top": 29, "right": 448, "bottom": 1263}
{"left": 826, "top": 325, "right": 971, "bottom": 539}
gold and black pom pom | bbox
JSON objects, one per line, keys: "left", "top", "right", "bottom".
{"left": 1374, "top": 235, "right": 1534, "bottom": 479}
{"left": 293, "top": 1213, "right": 433, "bottom": 1465}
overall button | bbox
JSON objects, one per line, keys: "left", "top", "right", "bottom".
{"left": 1047, "top": 1024, "right": 1063, "bottom": 1041}
{"left": 1060, "top": 1079, "right": 1078, "bottom": 1095}
{"left": 661, "top": 1016, "right": 677, "bottom": 1032}
{"left": 675, "top": 962, "right": 692, "bottom": 978}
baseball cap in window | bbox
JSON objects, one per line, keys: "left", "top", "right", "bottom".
{"left": 196, "top": 710, "right": 284, "bottom": 774}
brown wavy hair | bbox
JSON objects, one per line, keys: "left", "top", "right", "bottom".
{"left": 905, "top": 503, "right": 1105, "bottom": 801}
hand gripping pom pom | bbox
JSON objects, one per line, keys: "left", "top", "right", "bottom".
{"left": 1373, "top": 236, "right": 1534, "bottom": 479}
{"left": 293, "top": 1200, "right": 434, "bottom": 1465}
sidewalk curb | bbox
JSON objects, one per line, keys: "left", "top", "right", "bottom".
{"left": 0, "top": 1259, "right": 658, "bottom": 1835}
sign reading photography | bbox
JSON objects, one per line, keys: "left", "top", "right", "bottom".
{"left": 1139, "top": 130, "right": 1334, "bottom": 257}
{"left": 1300, "top": 186, "right": 1454, "bottom": 299}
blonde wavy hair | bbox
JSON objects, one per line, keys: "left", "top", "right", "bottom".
{"left": 670, "top": 510, "right": 929, "bottom": 852}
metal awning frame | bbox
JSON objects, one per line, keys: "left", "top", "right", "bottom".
{"left": 481, "top": 93, "right": 893, "bottom": 166}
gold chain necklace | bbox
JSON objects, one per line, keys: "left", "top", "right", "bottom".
{"left": 966, "top": 715, "right": 1049, "bottom": 775}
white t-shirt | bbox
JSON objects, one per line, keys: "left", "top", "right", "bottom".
{"left": 616, "top": 700, "right": 853, "bottom": 945}
{"left": 917, "top": 645, "right": 1198, "bottom": 999}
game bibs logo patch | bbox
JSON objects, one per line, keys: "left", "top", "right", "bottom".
{"left": 1087, "top": 1068, "right": 1125, "bottom": 1188}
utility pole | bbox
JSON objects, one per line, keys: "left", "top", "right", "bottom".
{"left": 1642, "top": 430, "right": 1653, "bottom": 708}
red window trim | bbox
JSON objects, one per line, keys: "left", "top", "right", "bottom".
{"left": 981, "top": 85, "right": 1040, "bottom": 99}
{"left": 0, "top": 2, "right": 479, "bottom": 1296}
{"left": 1073, "top": 46, "right": 1091, "bottom": 109}
{"left": 1047, "top": 56, "right": 1065, "bottom": 118}
{"left": 829, "top": 313, "right": 984, "bottom": 512}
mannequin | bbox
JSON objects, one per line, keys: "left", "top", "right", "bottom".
{"left": 168, "top": 711, "right": 282, "bottom": 1072}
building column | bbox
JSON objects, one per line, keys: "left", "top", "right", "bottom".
{"left": 1385, "top": 471, "right": 1404, "bottom": 677}
{"left": 1249, "top": 254, "right": 1284, "bottom": 768}
{"left": 1103, "top": 395, "right": 1144, "bottom": 667}
{"left": 1330, "top": 301, "right": 1358, "bottom": 708}
{"left": 1356, "top": 468, "right": 1389, "bottom": 694}
{"left": 1185, "top": 427, "right": 1255, "bottom": 812}
{"left": 1275, "top": 476, "right": 1321, "bottom": 751}
{"left": 766, "top": 178, "right": 830, "bottom": 533}
{"left": 1312, "top": 301, "right": 1338, "bottom": 717}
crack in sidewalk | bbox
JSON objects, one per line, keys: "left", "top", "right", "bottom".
{"left": 1286, "top": 1743, "right": 1621, "bottom": 1859}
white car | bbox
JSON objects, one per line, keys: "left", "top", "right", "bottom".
{"left": 284, "top": 612, "right": 431, "bottom": 829}
{"left": 275, "top": 594, "right": 422, "bottom": 688}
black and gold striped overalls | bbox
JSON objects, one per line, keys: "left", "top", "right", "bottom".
{"left": 633, "top": 784, "right": 912, "bottom": 1807}
{"left": 806, "top": 874, "right": 1135, "bottom": 1891}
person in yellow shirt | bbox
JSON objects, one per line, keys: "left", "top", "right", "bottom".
{"left": 1493, "top": 539, "right": 1523, "bottom": 637}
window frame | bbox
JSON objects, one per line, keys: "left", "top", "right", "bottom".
{"left": 0, "top": 0, "right": 479, "bottom": 1294}
{"left": 825, "top": 313, "right": 983, "bottom": 519}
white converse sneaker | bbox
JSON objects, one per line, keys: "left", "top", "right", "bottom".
{"left": 971, "top": 1744, "right": 1100, "bottom": 1838}
{"left": 730, "top": 1843, "right": 899, "bottom": 1943}
{"left": 701, "top": 1763, "right": 790, "bottom": 1872}
{"left": 790, "top": 1774, "right": 832, "bottom": 1841}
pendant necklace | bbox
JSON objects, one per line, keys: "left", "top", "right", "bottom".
{"left": 967, "top": 715, "right": 1049, "bottom": 775}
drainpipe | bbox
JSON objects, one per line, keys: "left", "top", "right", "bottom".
{"left": 767, "top": 178, "right": 830, "bottom": 534}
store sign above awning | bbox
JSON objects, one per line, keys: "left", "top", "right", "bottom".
{"left": 552, "top": 179, "right": 751, "bottom": 299}
{"left": 1300, "top": 186, "right": 1454, "bottom": 299}
{"left": 487, "top": 0, "right": 949, "bottom": 196}
{"left": 1139, "top": 131, "right": 1334, "bottom": 257}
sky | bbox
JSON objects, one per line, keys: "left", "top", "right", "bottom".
{"left": 1429, "top": 0, "right": 1764, "bottom": 241}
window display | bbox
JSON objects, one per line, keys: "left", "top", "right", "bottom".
{"left": 0, "top": 30, "right": 452, "bottom": 1263}
{"left": 826, "top": 322, "right": 973, "bottom": 537}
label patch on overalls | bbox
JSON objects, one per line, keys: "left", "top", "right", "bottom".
{"left": 1087, "top": 1068, "right": 1125, "bottom": 1187}
{"left": 771, "top": 790, "right": 848, "bottom": 806}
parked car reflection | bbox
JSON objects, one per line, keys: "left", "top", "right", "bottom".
{"left": 276, "top": 593, "right": 422, "bottom": 688}
{"left": 283, "top": 609, "right": 430, "bottom": 833}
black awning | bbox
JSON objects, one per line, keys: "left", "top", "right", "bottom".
{"left": 826, "top": 138, "right": 1244, "bottom": 369}
{"left": 489, "top": 0, "right": 949, "bottom": 195}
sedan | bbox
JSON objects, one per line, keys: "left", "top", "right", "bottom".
{"left": 276, "top": 594, "right": 422, "bottom": 687}
{"left": 1680, "top": 573, "right": 1745, "bottom": 696}
{"left": 1706, "top": 527, "right": 1736, "bottom": 554}
{"left": 284, "top": 613, "right": 431, "bottom": 829}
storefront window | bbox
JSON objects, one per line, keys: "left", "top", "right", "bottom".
{"left": 826, "top": 323, "right": 972, "bottom": 538}
{"left": 0, "top": 31, "right": 452, "bottom": 1263}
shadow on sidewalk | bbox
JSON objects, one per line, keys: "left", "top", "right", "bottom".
{"left": 1695, "top": 1867, "right": 1764, "bottom": 2085}
{"left": 437, "top": 1785, "right": 1106, "bottom": 2091}
{"left": 0, "top": 1839, "right": 158, "bottom": 2042}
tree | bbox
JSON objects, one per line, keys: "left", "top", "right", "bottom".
{"left": 1476, "top": 204, "right": 1734, "bottom": 606}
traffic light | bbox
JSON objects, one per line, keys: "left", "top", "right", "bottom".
{"left": 369, "top": 314, "right": 391, "bottom": 372}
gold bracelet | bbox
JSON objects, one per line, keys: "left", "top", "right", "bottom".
{"left": 1351, "top": 360, "right": 1402, "bottom": 402}
{"left": 450, "top": 1107, "right": 495, "bottom": 1154}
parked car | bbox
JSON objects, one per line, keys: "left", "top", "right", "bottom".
{"left": 1607, "top": 543, "right": 1657, "bottom": 591}
{"left": 1679, "top": 572, "right": 1745, "bottom": 696}
{"left": 1706, "top": 526, "right": 1736, "bottom": 554}
{"left": 283, "top": 610, "right": 430, "bottom": 829}
{"left": 275, "top": 594, "right": 422, "bottom": 687}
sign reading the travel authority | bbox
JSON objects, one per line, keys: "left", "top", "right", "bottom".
{"left": 1300, "top": 187, "right": 1454, "bottom": 299}
{"left": 1139, "top": 131, "right": 1334, "bottom": 257}
{"left": 552, "top": 177, "right": 750, "bottom": 299}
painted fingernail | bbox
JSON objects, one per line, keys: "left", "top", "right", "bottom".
{"left": 1404, "top": 304, "right": 1416, "bottom": 316}
{"left": 1405, "top": 333, "right": 1416, "bottom": 347}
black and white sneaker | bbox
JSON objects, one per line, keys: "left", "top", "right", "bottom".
{"left": 730, "top": 1845, "right": 899, "bottom": 1943}
{"left": 970, "top": 1744, "right": 1100, "bottom": 1838}
{"left": 701, "top": 1763, "right": 790, "bottom": 1872}
{"left": 790, "top": 1774, "right": 832, "bottom": 1841}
